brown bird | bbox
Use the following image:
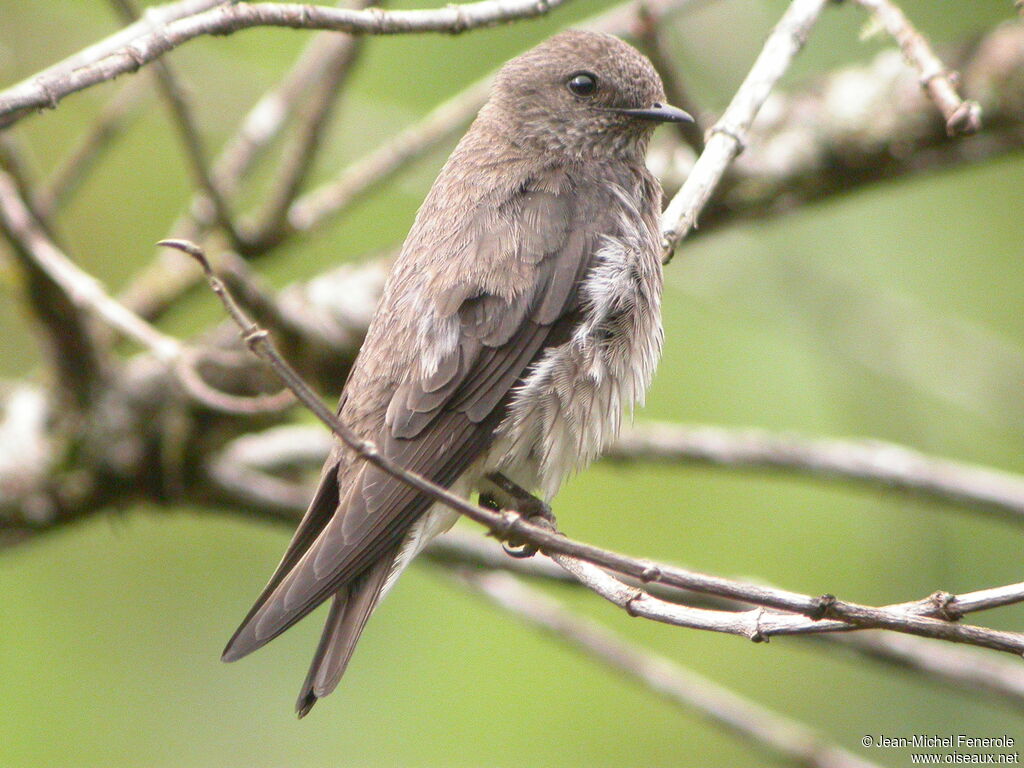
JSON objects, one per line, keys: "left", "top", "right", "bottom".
{"left": 222, "top": 29, "right": 691, "bottom": 716}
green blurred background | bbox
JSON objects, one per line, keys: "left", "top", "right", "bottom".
{"left": 1, "top": 1, "right": 1021, "bottom": 765}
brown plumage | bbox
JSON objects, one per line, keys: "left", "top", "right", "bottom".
{"left": 221, "top": 29, "right": 691, "bottom": 717}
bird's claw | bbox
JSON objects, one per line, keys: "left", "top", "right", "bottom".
{"left": 502, "top": 541, "right": 539, "bottom": 559}
{"left": 482, "top": 474, "right": 558, "bottom": 560}
{"left": 499, "top": 496, "right": 558, "bottom": 560}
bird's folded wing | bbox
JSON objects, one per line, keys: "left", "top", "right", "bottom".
{"left": 224, "top": 175, "right": 618, "bottom": 660}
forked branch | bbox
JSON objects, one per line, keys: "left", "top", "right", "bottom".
{"left": 165, "top": 236, "right": 1024, "bottom": 659}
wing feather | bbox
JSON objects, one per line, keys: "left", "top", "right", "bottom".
{"left": 222, "top": 171, "right": 629, "bottom": 662}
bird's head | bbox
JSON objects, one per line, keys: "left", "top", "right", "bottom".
{"left": 486, "top": 29, "right": 692, "bottom": 161}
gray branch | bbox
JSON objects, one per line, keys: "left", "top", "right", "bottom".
{"left": 107, "top": 0, "right": 241, "bottom": 246}
{"left": 851, "top": 0, "right": 981, "bottom": 135}
{"left": 0, "top": 0, "right": 573, "bottom": 126}
{"left": 660, "top": 0, "right": 832, "bottom": 260}
{"left": 609, "top": 422, "right": 1024, "bottom": 525}
{"left": 0, "top": 0, "right": 229, "bottom": 129}
{"left": 463, "top": 570, "right": 883, "bottom": 768}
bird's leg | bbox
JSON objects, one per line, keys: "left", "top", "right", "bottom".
{"left": 482, "top": 472, "right": 557, "bottom": 559}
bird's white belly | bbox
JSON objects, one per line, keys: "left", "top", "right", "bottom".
{"left": 387, "top": 232, "right": 663, "bottom": 591}
{"left": 493, "top": 234, "right": 664, "bottom": 500}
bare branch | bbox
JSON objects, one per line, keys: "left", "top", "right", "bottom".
{"left": 464, "top": 570, "right": 883, "bottom": 768}
{"left": 851, "top": 0, "right": 982, "bottom": 136}
{"left": 107, "top": 0, "right": 240, "bottom": 246}
{"left": 0, "top": 177, "right": 293, "bottom": 417}
{"left": 34, "top": 78, "right": 149, "bottom": 218}
{"left": 0, "top": 164, "right": 107, "bottom": 406}
{"left": 0, "top": 0, "right": 574, "bottom": 127}
{"left": 548, "top": 548, "right": 1024, "bottom": 655}
{"left": 660, "top": 0, "right": 831, "bottom": 261}
{"left": 0, "top": 0, "right": 229, "bottom": 129}
{"left": 208, "top": 33, "right": 354, "bottom": 202}
{"left": 632, "top": 0, "right": 706, "bottom": 152}
{"left": 206, "top": 450, "right": 1024, "bottom": 701}
{"left": 244, "top": 0, "right": 379, "bottom": 251}
{"left": 288, "top": 0, "right": 700, "bottom": 236}
{"left": 175, "top": 348, "right": 296, "bottom": 415}
{"left": 436, "top": 533, "right": 1024, "bottom": 711}
{"left": 664, "top": 23, "right": 1024, "bottom": 238}
{"left": 119, "top": 27, "right": 378, "bottom": 321}
{"left": 168, "top": 236, "right": 1024, "bottom": 658}
{"left": 287, "top": 76, "right": 492, "bottom": 235}
{"left": 1, "top": 172, "right": 179, "bottom": 362}
{"left": 609, "top": 422, "right": 1024, "bottom": 525}
{"left": 826, "top": 632, "right": 1024, "bottom": 713}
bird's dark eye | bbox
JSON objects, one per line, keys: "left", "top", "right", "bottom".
{"left": 567, "top": 72, "right": 598, "bottom": 98}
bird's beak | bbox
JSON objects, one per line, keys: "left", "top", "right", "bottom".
{"left": 610, "top": 102, "right": 694, "bottom": 124}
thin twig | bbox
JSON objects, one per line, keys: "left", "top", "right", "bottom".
{"left": 0, "top": 166, "right": 106, "bottom": 405}
{"left": 287, "top": 76, "right": 492, "bottom": 234}
{"left": 660, "top": 0, "right": 831, "bottom": 261}
{"left": 0, "top": 0, "right": 574, "bottom": 127}
{"left": 2, "top": 173, "right": 179, "bottom": 362}
{"left": 663, "top": 26, "right": 1024, "bottom": 239}
{"left": 851, "top": 0, "right": 982, "bottom": 136}
{"left": 553, "top": 548, "right": 1024, "bottom": 655}
{"left": 608, "top": 423, "right": 1024, "bottom": 525}
{"left": 168, "top": 237, "right": 1024, "bottom": 657}
{"left": 289, "top": 0, "right": 700, "bottom": 236}
{"left": 108, "top": 0, "right": 241, "bottom": 247}
{"left": 633, "top": 0, "right": 706, "bottom": 151}
{"left": 0, "top": 177, "right": 292, "bottom": 415}
{"left": 464, "top": 570, "right": 882, "bottom": 768}
{"left": 34, "top": 77, "right": 149, "bottom": 218}
{"left": 171, "top": 481, "right": 1024, "bottom": 714}
{"left": 0, "top": 0, "right": 229, "bottom": 129}
{"left": 435, "top": 533, "right": 1024, "bottom": 711}
{"left": 120, "top": 25, "right": 376, "bottom": 320}
{"left": 175, "top": 348, "right": 297, "bottom": 415}
{"left": 825, "top": 632, "right": 1024, "bottom": 712}
{"left": 244, "top": 0, "right": 379, "bottom": 252}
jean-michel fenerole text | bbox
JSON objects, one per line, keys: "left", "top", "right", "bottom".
{"left": 870, "top": 735, "right": 1016, "bottom": 749}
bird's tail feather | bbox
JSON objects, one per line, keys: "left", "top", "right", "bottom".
{"left": 295, "top": 546, "right": 399, "bottom": 718}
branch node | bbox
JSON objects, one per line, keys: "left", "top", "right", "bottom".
{"left": 945, "top": 99, "right": 982, "bottom": 137}
{"left": 356, "top": 439, "right": 380, "bottom": 460}
{"left": 39, "top": 80, "right": 60, "bottom": 110}
{"left": 243, "top": 327, "right": 269, "bottom": 352}
{"left": 639, "top": 562, "right": 663, "bottom": 583}
{"left": 748, "top": 607, "right": 769, "bottom": 643}
{"left": 706, "top": 122, "right": 747, "bottom": 155}
{"left": 930, "top": 591, "right": 963, "bottom": 622}
{"left": 491, "top": 509, "right": 524, "bottom": 542}
{"left": 624, "top": 588, "right": 645, "bottom": 617}
{"left": 810, "top": 593, "right": 837, "bottom": 620}
{"left": 445, "top": 3, "right": 469, "bottom": 34}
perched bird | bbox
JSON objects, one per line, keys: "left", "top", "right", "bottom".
{"left": 222, "top": 29, "right": 691, "bottom": 716}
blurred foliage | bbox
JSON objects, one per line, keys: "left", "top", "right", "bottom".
{"left": 0, "top": 0, "right": 1022, "bottom": 766}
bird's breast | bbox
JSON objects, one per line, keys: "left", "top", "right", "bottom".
{"left": 493, "top": 190, "right": 664, "bottom": 500}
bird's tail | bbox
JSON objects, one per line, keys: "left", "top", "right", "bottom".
{"left": 295, "top": 547, "right": 399, "bottom": 718}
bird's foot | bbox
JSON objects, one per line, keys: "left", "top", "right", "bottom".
{"left": 483, "top": 472, "right": 557, "bottom": 559}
